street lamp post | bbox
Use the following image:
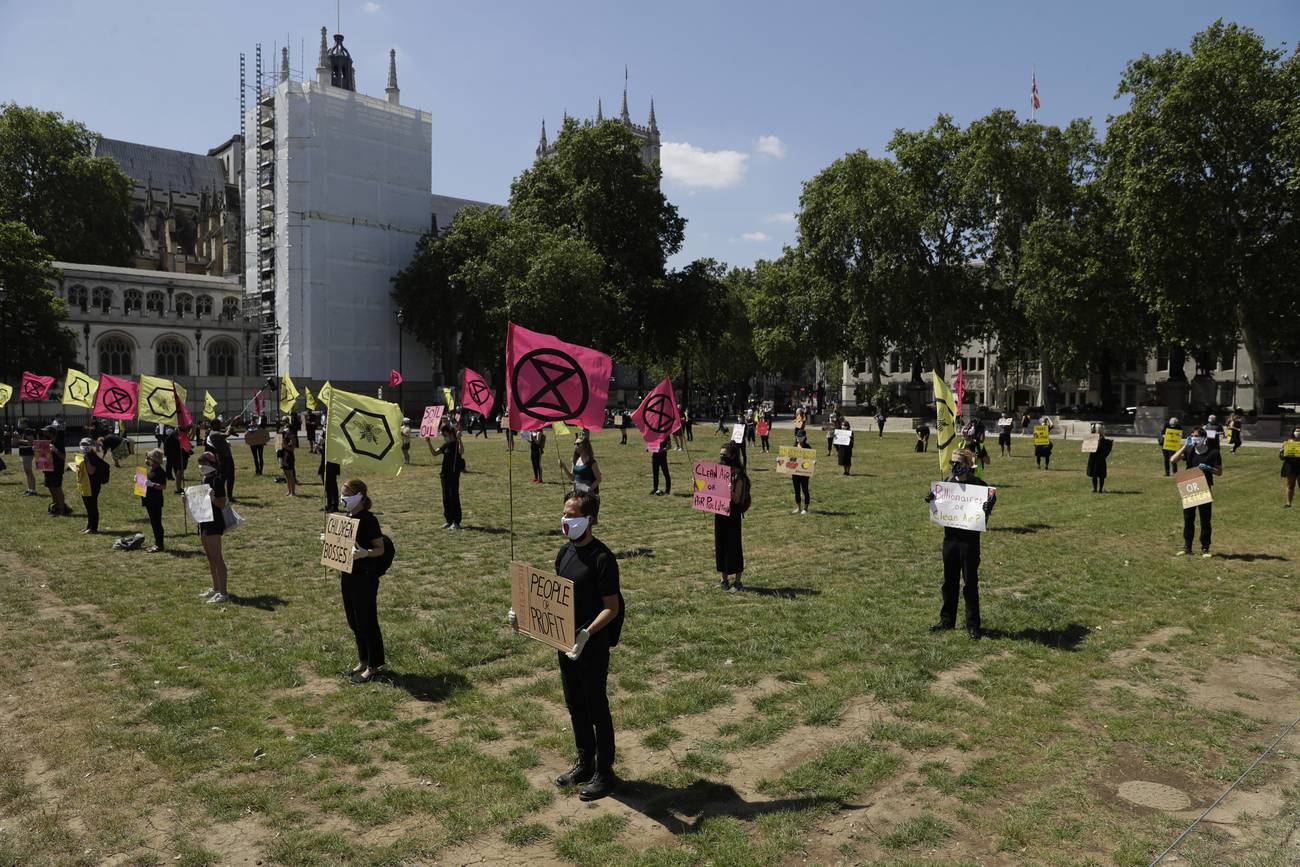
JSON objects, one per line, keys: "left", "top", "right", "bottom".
{"left": 396, "top": 307, "right": 405, "bottom": 411}
{"left": 82, "top": 322, "right": 91, "bottom": 370}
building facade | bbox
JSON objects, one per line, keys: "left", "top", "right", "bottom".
{"left": 536, "top": 73, "right": 661, "bottom": 169}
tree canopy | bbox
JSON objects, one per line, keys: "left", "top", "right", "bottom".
{"left": 0, "top": 220, "right": 77, "bottom": 377}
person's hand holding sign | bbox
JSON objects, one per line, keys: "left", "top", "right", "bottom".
{"left": 565, "top": 628, "right": 591, "bottom": 661}
{"left": 507, "top": 608, "right": 519, "bottom": 632}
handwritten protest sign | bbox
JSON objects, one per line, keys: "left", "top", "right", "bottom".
{"left": 1175, "top": 468, "right": 1213, "bottom": 509}
{"left": 730, "top": 424, "right": 745, "bottom": 444}
{"left": 997, "top": 418, "right": 1013, "bottom": 428}
{"left": 776, "top": 446, "right": 817, "bottom": 476}
{"left": 928, "top": 481, "right": 997, "bottom": 532}
{"left": 510, "top": 561, "right": 575, "bottom": 652}
{"left": 133, "top": 467, "right": 147, "bottom": 497}
{"left": 1162, "top": 428, "right": 1184, "bottom": 452}
{"left": 321, "top": 513, "right": 361, "bottom": 573}
{"left": 833, "top": 429, "right": 853, "bottom": 447}
{"left": 1033, "top": 425, "right": 1051, "bottom": 446}
{"left": 244, "top": 429, "right": 270, "bottom": 447}
{"left": 1081, "top": 435, "right": 1100, "bottom": 454}
{"left": 419, "top": 405, "right": 445, "bottom": 438}
{"left": 1284, "top": 441, "right": 1300, "bottom": 458}
{"left": 33, "top": 440, "right": 53, "bottom": 472}
{"left": 184, "top": 484, "right": 214, "bottom": 523}
{"left": 693, "top": 460, "right": 733, "bottom": 515}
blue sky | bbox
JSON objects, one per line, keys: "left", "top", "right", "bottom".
{"left": 2, "top": 1, "right": 1295, "bottom": 268}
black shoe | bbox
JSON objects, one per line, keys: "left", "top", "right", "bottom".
{"left": 555, "top": 759, "right": 594, "bottom": 788}
{"left": 579, "top": 770, "right": 617, "bottom": 801}
{"left": 967, "top": 626, "right": 983, "bottom": 640}
{"left": 928, "top": 622, "right": 955, "bottom": 633}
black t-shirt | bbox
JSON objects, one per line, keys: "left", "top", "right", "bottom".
{"left": 1187, "top": 445, "right": 1222, "bottom": 487}
{"left": 84, "top": 452, "right": 110, "bottom": 494}
{"left": 555, "top": 538, "right": 621, "bottom": 636}
{"left": 145, "top": 466, "right": 167, "bottom": 506}
{"left": 350, "top": 509, "right": 383, "bottom": 577}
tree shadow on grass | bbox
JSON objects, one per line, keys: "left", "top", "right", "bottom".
{"left": 982, "top": 622, "right": 1090, "bottom": 651}
{"left": 989, "top": 522, "right": 1053, "bottom": 535}
{"left": 381, "top": 670, "right": 471, "bottom": 704}
{"left": 1217, "top": 552, "right": 1288, "bottom": 562}
{"left": 736, "top": 584, "right": 821, "bottom": 599}
{"left": 230, "top": 594, "right": 289, "bottom": 611}
{"left": 611, "top": 779, "right": 853, "bottom": 835}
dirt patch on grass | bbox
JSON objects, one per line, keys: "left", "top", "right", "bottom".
{"left": 928, "top": 651, "right": 1011, "bottom": 708}
{"left": 1109, "top": 625, "right": 1192, "bottom": 666}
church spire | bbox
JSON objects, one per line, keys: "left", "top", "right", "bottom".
{"left": 648, "top": 98, "right": 658, "bottom": 134}
{"left": 536, "top": 118, "right": 548, "bottom": 158}
{"left": 385, "top": 48, "right": 400, "bottom": 105}
{"left": 316, "top": 26, "right": 329, "bottom": 85}
{"left": 620, "top": 66, "right": 630, "bottom": 122}
{"left": 596, "top": 98, "right": 603, "bottom": 122}
{"left": 280, "top": 46, "right": 290, "bottom": 83}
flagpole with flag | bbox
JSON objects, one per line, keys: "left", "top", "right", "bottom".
{"left": 1031, "top": 66, "right": 1040, "bottom": 121}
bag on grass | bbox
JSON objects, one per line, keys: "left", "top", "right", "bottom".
{"left": 113, "top": 533, "right": 145, "bottom": 551}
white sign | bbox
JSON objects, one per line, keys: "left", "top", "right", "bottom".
{"left": 928, "top": 481, "right": 997, "bottom": 532}
{"left": 997, "top": 418, "right": 1013, "bottom": 427}
{"left": 184, "top": 484, "right": 214, "bottom": 523}
{"left": 1206, "top": 429, "right": 1218, "bottom": 440}
{"left": 833, "top": 428, "right": 853, "bottom": 446}
{"left": 730, "top": 423, "right": 745, "bottom": 444}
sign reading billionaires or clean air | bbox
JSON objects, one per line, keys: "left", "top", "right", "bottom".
{"left": 693, "top": 460, "right": 733, "bottom": 516}
{"left": 510, "top": 561, "right": 575, "bottom": 652}
{"left": 833, "top": 429, "right": 853, "bottom": 447}
{"left": 321, "top": 514, "right": 361, "bottom": 574}
{"left": 928, "top": 481, "right": 997, "bottom": 532}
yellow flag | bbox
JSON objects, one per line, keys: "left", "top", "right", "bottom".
{"left": 933, "top": 370, "right": 957, "bottom": 474}
{"left": 443, "top": 386, "right": 456, "bottom": 410}
{"left": 138, "top": 375, "right": 188, "bottom": 424}
{"left": 203, "top": 391, "right": 219, "bottom": 420}
{"left": 318, "top": 381, "right": 333, "bottom": 409}
{"left": 61, "top": 368, "right": 98, "bottom": 408}
{"left": 0, "top": 383, "right": 10, "bottom": 407}
{"left": 324, "top": 386, "right": 404, "bottom": 476}
{"left": 552, "top": 421, "right": 572, "bottom": 436}
{"left": 304, "top": 387, "right": 317, "bottom": 410}
{"left": 280, "top": 373, "right": 299, "bottom": 413}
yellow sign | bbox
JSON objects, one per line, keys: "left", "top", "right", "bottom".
{"left": 61, "top": 368, "right": 98, "bottom": 408}
{"left": 1163, "top": 428, "right": 1184, "bottom": 452}
{"left": 1175, "top": 468, "right": 1213, "bottom": 509}
{"left": 443, "top": 386, "right": 456, "bottom": 410}
{"left": 776, "top": 445, "right": 818, "bottom": 476}
{"left": 1283, "top": 441, "right": 1300, "bottom": 458}
{"left": 133, "top": 466, "right": 148, "bottom": 497}
{"left": 1033, "top": 425, "right": 1051, "bottom": 446}
{"left": 552, "top": 421, "right": 572, "bottom": 436}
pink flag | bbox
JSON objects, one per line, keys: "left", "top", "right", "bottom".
{"left": 92, "top": 373, "right": 139, "bottom": 421}
{"left": 460, "top": 367, "right": 495, "bottom": 417}
{"left": 19, "top": 371, "right": 55, "bottom": 401}
{"left": 630, "top": 377, "right": 681, "bottom": 448}
{"left": 175, "top": 384, "right": 193, "bottom": 430}
{"left": 389, "top": 369, "right": 404, "bottom": 387}
{"left": 253, "top": 390, "right": 264, "bottom": 417}
{"left": 955, "top": 366, "right": 966, "bottom": 417}
{"left": 505, "top": 322, "right": 612, "bottom": 432}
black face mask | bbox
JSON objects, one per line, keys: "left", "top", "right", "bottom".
{"left": 951, "top": 464, "right": 970, "bottom": 476}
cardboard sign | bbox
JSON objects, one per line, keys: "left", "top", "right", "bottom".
{"left": 1081, "top": 435, "right": 1100, "bottom": 454}
{"left": 833, "top": 429, "right": 853, "bottom": 447}
{"left": 928, "top": 481, "right": 997, "bottom": 532}
{"left": 693, "top": 460, "right": 733, "bottom": 515}
{"left": 613, "top": 414, "right": 625, "bottom": 427}
{"left": 1284, "top": 441, "right": 1300, "bottom": 458}
{"left": 33, "top": 440, "right": 53, "bottom": 472}
{"left": 244, "top": 429, "right": 270, "bottom": 447}
{"left": 1175, "top": 469, "right": 1213, "bottom": 509}
{"left": 184, "top": 484, "right": 214, "bottom": 523}
{"left": 510, "top": 561, "right": 576, "bottom": 652}
{"left": 1033, "top": 425, "right": 1051, "bottom": 446}
{"left": 321, "top": 513, "right": 361, "bottom": 574}
{"left": 776, "top": 446, "right": 817, "bottom": 477}
{"left": 420, "top": 405, "right": 445, "bottom": 438}
{"left": 133, "top": 467, "right": 148, "bottom": 497}
{"left": 730, "top": 424, "right": 745, "bottom": 444}
{"left": 1162, "top": 428, "right": 1184, "bottom": 452}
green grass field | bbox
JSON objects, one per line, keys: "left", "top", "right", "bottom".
{"left": 1, "top": 428, "right": 1298, "bottom": 866}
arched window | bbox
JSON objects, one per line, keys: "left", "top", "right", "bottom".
{"left": 91, "top": 286, "right": 113, "bottom": 312}
{"left": 207, "top": 339, "right": 238, "bottom": 377}
{"left": 221, "top": 297, "right": 240, "bottom": 319}
{"left": 156, "top": 337, "right": 189, "bottom": 376}
{"left": 68, "top": 285, "right": 88, "bottom": 311}
{"left": 98, "top": 335, "right": 134, "bottom": 375}
{"left": 146, "top": 291, "right": 165, "bottom": 314}
{"left": 174, "top": 293, "right": 194, "bottom": 317}
{"left": 196, "top": 295, "right": 213, "bottom": 317}
{"left": 124, "top": 289, "right": 142, "bottom": 313}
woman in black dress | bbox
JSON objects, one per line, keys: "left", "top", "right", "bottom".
{"left": 77, "top": 437, "right": 111, "bottom": 534}
{"left": 835, "top": 419, "right": 854, "bottom": 476}
{"left": 141, "top": 448, "right": 168, "bottom": 552}
{"left": 1085, "top": 423, "right": 1114, "bottom": 493}
{"left": 339, "top": 478, "right": 387, "bottom": 683}
{"left": 431, "top": 420, "right": 464, "bottom": 529}
{"left": 195, "top": 452, "right": 230, "bottom": 603}
{"left": 714, "top": 442, "right": 750, "bottom": 593}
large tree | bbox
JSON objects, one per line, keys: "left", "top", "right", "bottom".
{"left": 0, "top": 221, "right": 77, "bottom": 379}
{"left": 1104, "top": 21, "right": 1300, "bottom": 405}
{"left": 0, "top": 104, "right": 137, "bottom": 265}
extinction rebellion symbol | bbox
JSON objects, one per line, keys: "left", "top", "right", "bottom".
{"left": 145, "top": 387, "right": 177, "bottom": 420}
{"left": 20, "top": 379, "right": 46, "bottom": 400}
{"left": 102, "top": 387, "right": 134, "bottom": 416}
{"left": 641, "top": 394, "right": 676, "bottom": 434}
{"left": 512, "top": 349, "right": 589, "bottom": 423}
{"left": 466, "top": 376, "right": 491, "bottom": 408}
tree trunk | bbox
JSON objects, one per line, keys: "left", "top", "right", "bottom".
{"left": 1168, "top": 346, "right": 1188, "bottom": 383}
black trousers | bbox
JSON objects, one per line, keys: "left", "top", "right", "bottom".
{"left": 145, "top": 500, "right": 165, "bottom": 548}
{"left": 760, "top": 435, "right": 770, "bottom": 452}
{"left": 340, "top": 572, "right": 385, "bottom": 668}
{"left": 441, "top": 472, "right": 462, "bottom": 525}
{"left": 652, "top": 451, "right": 671, "bottom": 493}
{"left": 558, "top": 640, "right": 614, "bottom": 772}
{"left": 940, "top": 534, "right": 981, "bottom": 628}
{"left": 1183, "top": 503, "right": 1212, "bottom": 551}
{"left": 792, "top": 475, "right": 810, "bottom": 507}
{"left": 877, "top": 422, "right": 885, "bottom": 436}
{"left": 684, "top": 423, "right": 693, "bottom": 442}
{"left": 531, "top": 445, "right": 543, "bottom": 481}
{"left": 1162, "top": 450, "right": 1178, "bottom": 476}
{"left": 620, "top": 427, "right": 628, "bottom": 444}
{"left": 250, "top": 445, "right": 265, "bottom": 474}
{"left": 738, "top": 439, "right": 747, "bottom": 467}
{"left": 221, "top": 461, "right": 235, "bottom": 499}
{"left": 323, "top": 462, "right": 340, "bottom": 510}
{"left": 82, "top": 493, "right": 100, "bottom": 532}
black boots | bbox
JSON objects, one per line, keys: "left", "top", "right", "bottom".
{"left": 555, "top": 755, "right": 594, "bottom": 788}
{"left": 579, "top": 770, "right": 617, "bottom": 801}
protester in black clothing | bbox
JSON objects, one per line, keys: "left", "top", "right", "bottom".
{"left": 1034, "top": 416, "right": 1054, "bottom": 469}
{"left": 619, "top": 409, "right": 630, "bottom": 445}
{"left": 163, "top": 426, "right": 188, "bottom": 492}
{"left": 141, "top": 448, "right": 168, "bottom": 552}
{"left": 650, "top": 437, "right": 671, "bottom": 496}
{"left": 715, "top": 442, "right": 750, "bottom": 592}
{"left": 77, "top": 437, "right": 110, "bottom": 534}
{"left": 43, "top": 424, "right": 70, "bottom": 517}
{"left": 875, "top": 409, "right": 887, "bottom": 437}
{"left": 924, "top": 449, "right": 996, "bottom": 638}
{"left": 195, "top": 452, "right": 230, "bottom": 604}
{"left": 206, "top": 428, "right": 236, "bottom": 500}
{"left": 339, "top": 478, "right": 387, "bottom": 683}
{"left": 510, "top": 490, "right": 622, "bottom": 802}
{"left": 304, "top": 411, "right": 318, "bottom": 453}
{"left": 248, "top": 414, "right": 267, "bottom": 474}
{"left": 1159, "top": 416, "right": 1183, "bottom": 477}
{"left": 835, "top": 419, "right": 854, "bottom": 476}
{"left": 791, "top": 433, "right": 811, "bottom": 515}
{"left": 682, "top": 408, "right": 693, "bottom": 442}
{"left": 280, "top": 425, "right": 298, "bottom": 496}
{"left": 528, "top": 428, "right": 546, "bottom": 484}
{"left": 320, "top": 455, "right": 341, "bottom": 512}
{"left": 473, "top": 411, "right": 489, "bottom": 438}
{"left": 16, "top": 421, "right": 37, "bottom": 495}
{"left": 1280, "top": 426, "right": 1300, "bottom": 508}
{"left": 1086, "top": 423, "right": 1114, "bottom": 493}
{"left": 915, "top": 423, "right": 930, "bottom": 453}
{"left": 289, "top": 409, "right": 302, "bottom": 447}
{"left": 1171, "top": 429, "right": 1222, "bottom": 557}
{"left": 430, "top": 420, "right": 464, "bottom": 529}
{"left": 997, "top": 414, "right": 1013, "bottom": 456}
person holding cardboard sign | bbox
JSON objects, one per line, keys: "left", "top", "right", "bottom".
{"left": 1159, "top": 417, "right": 1183, "bottom": 477}
{"left": 195, "top": 452, "right": 230, "bottom": 604}
{"left": 337, "top": 479, "right": 388, "bottom": 683}
{"left": 1279, "top": 426, "right": 1300, "bottom": 507}
{"left": 835, "top": 419, "right": 854, "bottom": 475}
{"left": 1170, "top": 427, "right": 1222, "bottom": 557}
{"left": 924, "top": 448, "right": 996, "bottom": 639}
{"left": 1085, "top": 423, "right": 1114, "bottom": 493}
{"left": 715, "top": 442, "right": 751, "bottom": 592}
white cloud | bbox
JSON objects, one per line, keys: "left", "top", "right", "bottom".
{"left": 362, "top": 1, "right": 381, "bottom": 12}
{"left": 661, "top": 142, "right": 749, "bottom": 190}
{"left": 765, "top": 211, "right": 796, "bottom": 225}
{"left": 756, "top": 135, "right": 787, "bottom": 159}
{"left": 741, "top": 231, "right": 770, "bottom": 243}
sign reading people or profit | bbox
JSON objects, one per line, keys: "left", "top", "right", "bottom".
{"left": 1033, "top": 425, "right": 1051, "bottom": 445}
{"left": 505, "top": 321, "right": 612, "bottom": 432}
{"left": 184, "top": 484, "right": 214, "bottom": 523}
{"left": 33, "top": 440, "right": 53, "bottom": 472}
{"left": 730, "top": 424, "right": 745, "bottom": 444}
{"left": 631, "top": 377, "right": 682, "bottom": 449}
{"left": 419, "top": 405, "right": 445, "bottom": 438}
{"left": 1163, "top": 427, "right": 1184, "bottom": 452}
{"left": 324, "top": 386, "right": 404, "bottom": 476}
{"left": 1175, "top": 468, "right": 1213, "bottom": 509}
{"left": 61, "top": 369, "right": 98, "bottom": 408}
{"left": 1284, "top": 441, "right": 1300, "bottom": 459}
{"left": 133, "top": 467, "right": 148, "bottom": 497}
{"left": 928, "top": 481, "right": 998, "bottom": 532}
{"left": 776, "top": 446, "right": 817, "bottom": 477}
{"left": 509, "top": 561, "right": 575, "bottom": 652}
{"left": 692, "top": 460, "right": 733, "bottom": 515}
{"left": 833, "top": 428, "right": 853, "bottom": 447}
{"left": 321, "top": 513, "right": 361, "bottom": 574}
{"left": 1081, "top": 435, "right": 1100, "bottom": 454}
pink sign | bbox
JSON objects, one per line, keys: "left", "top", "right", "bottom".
{"left": 33, "top": 440, "right": 53, "bottom": 473}
{"left": 692, "top": 460, "right": 733, "bottom": 516}
{"left": 419, "top": 405, "right": 445, "bottom": 438}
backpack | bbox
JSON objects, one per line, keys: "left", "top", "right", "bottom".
{"left": 607, "top": 590, "right": 626, "bottom": 647}
{"left": 113, "top": 533, "right": 145, "bottom": 551}
{"left": 372, "top": 535, "right": 396, "bottom": 577}
{"left": 737, "top": 475, "right": 752, "bottom": 514}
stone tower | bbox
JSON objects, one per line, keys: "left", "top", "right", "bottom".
{"left": 536, "top": 69, "right": 661, "bottom": 168}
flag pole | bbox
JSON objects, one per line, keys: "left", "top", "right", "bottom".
{"left": 507, "top": 437, "right": 515, "bottom": 562}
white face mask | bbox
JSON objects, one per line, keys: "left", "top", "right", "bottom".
{"left": 561, "top": 515, "right": 590, "bottom": 540}
{"left": 1191, "top": 436, "right": 1206, "bottom": 448}
{"left": 199, "top": 464, "right": 216, "bottom": 476}
{"left": 340, "top": 492, "right": 363, "bottom": 512}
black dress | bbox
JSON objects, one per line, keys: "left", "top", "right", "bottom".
{"left": 1086, "top": 437, "right": 1114, "bottom": 478}
{"left": 713, "top": 473, "right": 747, "bottom": 574}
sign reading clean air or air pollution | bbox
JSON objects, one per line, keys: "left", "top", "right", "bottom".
{"left": 510, "top": 561, "right": 575, "bottom": 652}
{"left": 1175, "top": 468, "right": 1213, "bottom": 509}
{"left": 33, "top": 439, "right": 53, "bottom": 472}
{"left": 693, "top": 460, "right": 733, "bottom": 516}
{"left": 928, "top": 481, "right": 997, "bottom": 532}
{"left": 776, "top": 446, "right": 817, "bottom": 476}
{"left": 321, "top": 513, "right": 361, "bottom": 574}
